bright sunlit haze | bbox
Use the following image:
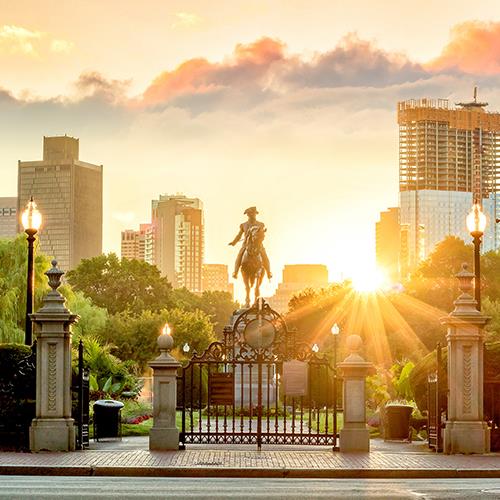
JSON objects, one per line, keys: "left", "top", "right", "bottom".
{"left": 2, "top": 1, "right": 500, "bottom": 300}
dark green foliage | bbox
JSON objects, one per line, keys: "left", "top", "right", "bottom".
{"left": 75, "top": 336, "right": 141, "bottom": 400}
{"left": 171, "top": 290, "right": 238, "bottom": 337}
{"left": 97, "top": 308, "right": 216, "bottom": 372}
{"left": 0, "top": 343, "right": 36, "bottom": 449}
{"left": 66, "top": 254, "right": 173, "bottom": 315}
{"left": 0, "top": 235, "right": 51, "bottom": 343}
{"left": 408, "top": 347, "right": 447, "bottom": 412}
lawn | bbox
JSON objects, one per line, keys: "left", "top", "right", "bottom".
{"left": 120, "top": 411, "right": 197, "bottom": 437}
{"left": 308, "top": 410, "right": 344, "bottom": 433}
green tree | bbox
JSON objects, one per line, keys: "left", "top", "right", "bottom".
{"left": 0, "top": 235, "right": 51, "bottom": 343}
{"left": 66, "top": 254, "right": 173, "bottom": 315}
{"left": 98, "top": 308, "right": 216, "bottom": 372}
{"left": 482, "top": 252, "right": 500, "bottom": 302}
{"left": 170, "top": 289, "right": 238, "bottom": 337}
{"left": 417, "top": 236, "right": 472, "bottom": 278}
{"left": 61, "top": 287, "right": 108, "bottom": 339}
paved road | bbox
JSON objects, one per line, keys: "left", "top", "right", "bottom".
{"left": 0, "top": 477, "right": 499, "bottom": 499}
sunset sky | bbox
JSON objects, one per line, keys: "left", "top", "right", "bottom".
{"left": 1, "top": 0, "right": 500, "bottom": 298}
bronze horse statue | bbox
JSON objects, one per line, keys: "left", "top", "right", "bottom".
{"left": 241, "top": 225, "right": 265, "bottom": 308}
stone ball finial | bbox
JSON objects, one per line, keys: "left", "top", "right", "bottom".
{"left": 45, "top": 260, "right": 64, "bottom": 292}
{"left": 346, "top": 334, "right": 363, "bottom": 354}
{"left": 158, "top": 324, "right": 174, "bottom": 353}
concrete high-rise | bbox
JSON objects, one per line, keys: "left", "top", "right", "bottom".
{"left": 398, "top": 92, "right": 500, "bottom": 272}
{"left": 0, "top": 197, "right": 18, "bottom": 238}
{"left": 202, "top": 264, "right": 234, "bottom": 297}
{"left": 152, "top": 194, "right": 204, "bottom": 292}
{"left": 268, "top": 264, "right": 329, "bottom": 313}
{"left": 375, "top": 207, "right": 400, "bottom": 283}
{"left": 18, "top": 136, "right": 103, "bottom": 271}
{"left": 121, "top": 224, "right": 154, "bottom": 264}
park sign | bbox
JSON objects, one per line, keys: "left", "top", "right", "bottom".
{"left": 209, "top": 372, "right": 235, "bottom": 406}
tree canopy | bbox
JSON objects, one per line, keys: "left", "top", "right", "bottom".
{"left": 66, "top": 254, "right": 173, "bottom": 315}
{"left": 0, "top": 235, "right": 51, "bottom": 343}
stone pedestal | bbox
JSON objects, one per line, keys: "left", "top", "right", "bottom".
{"left": 234, "top": 364, "right": 277, "bottom": 407}
{"left": 338, "top": 335, "right": 374, "bottom": 453}
{"left": 149, "top": 330, "right": 181, "bottom": 451}
{"left": 442, "top": 264, "right": 490, "bottom": 454}
{"left": 30, "top": 260, "right": 79, "bottom": 452}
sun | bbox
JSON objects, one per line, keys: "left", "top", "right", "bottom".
{"left": 350, "top": 267, "right": 386, "bottom": 293}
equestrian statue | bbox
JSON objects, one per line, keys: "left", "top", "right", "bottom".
{"left": 229, "top": 207, "right": 272, "bottom": 308}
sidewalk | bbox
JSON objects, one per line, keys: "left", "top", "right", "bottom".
{"left": 0, "top": 438, "right": 498, "bottom": 479}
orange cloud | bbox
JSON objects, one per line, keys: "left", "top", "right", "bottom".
{"left": 142, "top": 37, "right": 285, "bottom": 105}
{"left": 428, "top": 21, "right": 500, "bottom": 75}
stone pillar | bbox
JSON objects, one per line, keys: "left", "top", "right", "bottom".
{"left": 442, "top": 264, "right": 490, "bottom": 454}
{"left": 338, "top": 335, "right": 374, "bottom": 452}
{"left": 30, "top": 260, "right": 79, "bottom": 452}
{"left": 149, "top": 327, "right": 181, "bottom": 450}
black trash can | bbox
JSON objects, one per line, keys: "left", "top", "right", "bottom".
{"left": 93, "top": 400, "right": 124, "bottom": 441}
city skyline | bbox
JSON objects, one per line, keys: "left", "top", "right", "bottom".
{"left": 2, "top": 3, "right": 500, "bottom": 297}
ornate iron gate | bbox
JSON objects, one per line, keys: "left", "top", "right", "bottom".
{"left": 427, "top": 343, "right": 446, "bottom": 452}
{"left": 72, "top": 340, "right": 90, "bottom": 449}
{"left": 179, "top": 302, "right": 339, "bottom": 449}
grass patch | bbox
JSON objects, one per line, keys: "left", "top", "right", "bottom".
{"left": 309, "top": 410, "right": 344, "bottom": 433}
{"left": 122, "top": 418, "right": 153, "bottom": 436}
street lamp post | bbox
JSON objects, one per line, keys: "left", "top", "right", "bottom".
{"left": 331, "top": 323, "right": 340, "bottom": 449}
{"left": 21, "top": 197, "right": 42, "bottom": 345}
{"left": 466, "top": 203, "right": 487, "bottom": 311}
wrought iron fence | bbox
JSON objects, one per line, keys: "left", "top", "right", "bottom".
{"left": 179, "top": 303, "right": 340, "bottom": 450}
{"left": 427, "top": 342, "right": 446, "bottom": 452}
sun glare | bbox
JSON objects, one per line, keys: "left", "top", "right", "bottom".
{"left": 351, "top": 267, "right": 386, "bottom": 293}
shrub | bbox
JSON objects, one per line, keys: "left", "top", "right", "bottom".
{"left": 0, "top": 343, "right": 36, "bottom": 449}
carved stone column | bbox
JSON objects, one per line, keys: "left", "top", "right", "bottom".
{"left": 149, "top": 328, "right": 181, "bottom": 450}
{"left": 338, "top": 335, "right": 374, "bottom": 452}
{"left": 30, "top": 260, "right": 79, "bottom": 452}
{"left": 442, "top": 264, "right": 490, "bottom": 454}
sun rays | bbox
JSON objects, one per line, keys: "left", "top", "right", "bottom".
{"left": 287, "top": 281, "right": 446, "bottom": 366}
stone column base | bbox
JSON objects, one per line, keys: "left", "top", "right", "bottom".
{"left": 30, "top": 418, "right": 76, "bottom": 452}
{"left": 149, "top": 427, "right": 179, "bottom": 451}
{"left": 340, "top": 427, "right": 370, "bottom": 452}
{"left": 444, "top": 421, "right": 490, "bottom": 454}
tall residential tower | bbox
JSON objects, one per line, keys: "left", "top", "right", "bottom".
{"left": 18, "top": 136, "right": 103, "bottom": 270}
{"left": 152, "top": 194, "right": 204, "bottom": 292}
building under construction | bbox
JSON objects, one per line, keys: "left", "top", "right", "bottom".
{"left": 397, "top": 91, "right": 500, "bottom": 273}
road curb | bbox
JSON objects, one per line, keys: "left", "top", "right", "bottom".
{"left": 0, "top": 465, "right": 499, "bottom": 479}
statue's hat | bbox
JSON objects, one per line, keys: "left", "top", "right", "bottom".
{"left": 244, "top": 206, "right": 259, "bottom": 215}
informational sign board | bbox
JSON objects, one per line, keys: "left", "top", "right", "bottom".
{"left": 208, "top": 372, "right": 234, "bottom": 405}
{"left": 283, "top": 360, "right": 308, "bottom": 397}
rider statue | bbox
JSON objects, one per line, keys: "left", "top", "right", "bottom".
{"left": 229, "top": 206, "right": 272, "bottom": 280}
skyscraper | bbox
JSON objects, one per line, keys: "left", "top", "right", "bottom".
{"left": 375, "top": 207, "right": 400, "bottom": 283}
{"left": 398, "top": 92, "right": 500, "bottom": 272}
{"left": 0, "top": 197, "right": 17, "bottom": 239}
{"left": 18, "top": 136, "right": 103, "bottom": 271}
{"left": 152, "top": 194, "right": 204, "bottom": 292}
